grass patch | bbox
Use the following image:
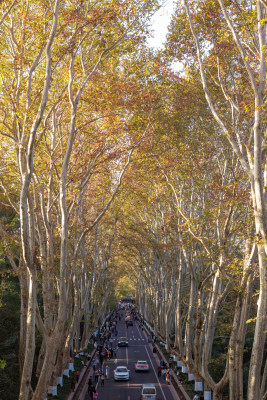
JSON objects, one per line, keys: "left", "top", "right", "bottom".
{"left": 47, "top": 373, "right": 74, "bottom": 400}
{"left": 47, "top": 354, "right": 87, "bottom": 400}
{"left": 177, "top": 373, "right": 196, "bottom": 398}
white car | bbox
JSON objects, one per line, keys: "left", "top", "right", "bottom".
{"left": 140, "top": 384, "right": 157, "bottom": 399}
{"left": 135, "top": 360, "right": 150, "bottom": 372}
{"left": 114, "top": 366, "right": 130, "bottom": 381}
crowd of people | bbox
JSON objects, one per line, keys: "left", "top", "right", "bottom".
{"left": 156, "top": 358, "right": 173, "bottom": 385}
{"left": 86, "top": 310, "right": 124, "bottom": 399}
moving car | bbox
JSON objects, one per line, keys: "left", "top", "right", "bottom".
{"left": 118, "top": 337, "right": 128, "bottom": 347}
{"left": 140, "top": 384, "right": 157, "bottom": 399}
{"left": 114, "top": 366, "right": 130, "bottom": 381}
{"left": 135, "top": 360, "right": 149, "bottom": 372}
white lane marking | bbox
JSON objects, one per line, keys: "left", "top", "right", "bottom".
{"left": 126, "top": 345, "right": 129, "bottom": 364}
{"left": 145, "top": 345, "right": 168, "bottom": 400}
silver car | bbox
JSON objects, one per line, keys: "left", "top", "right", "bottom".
{"left": 135, "top": 360, "right": 150, "bottom": 372}
{"left": 114, "top": 366, "right": 130, "bottom": 381}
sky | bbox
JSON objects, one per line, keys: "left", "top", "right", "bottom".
{"left": 147, "top": 0, "right": 176, "bottom": 49}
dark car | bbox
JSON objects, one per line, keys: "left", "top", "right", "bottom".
{"left": 118, "top": 337, "right": 128, "bottom": 347}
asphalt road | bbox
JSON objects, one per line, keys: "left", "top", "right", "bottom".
{"left": 83, "top": 312, "right": 179, "bottom": 400}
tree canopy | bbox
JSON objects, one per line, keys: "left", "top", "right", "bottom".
{"left": 0, "top": 1, "right": 266, "bottom": 400}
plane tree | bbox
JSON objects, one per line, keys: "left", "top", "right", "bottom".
{"left": 166, "top": 1, "right": 267, "bottom": 398}
{"left": 0, "top": 0, "right": 161, "bottom": 398}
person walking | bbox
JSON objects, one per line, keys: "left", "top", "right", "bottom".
{"left": 101, "top": 373, "right": 105, "bottom": 386}
{"left": 166, "top": 369, "right": 171, "bottom": 385}
{"left": 71, "top": 378, "right": 76, "bottom": 391}
{"left": 157, "top": 365, "right": 162, "bottom": 377}
{"left": 93, "top": 390, "right": 98, "bottom": 399}
{"left": 92, "top": 359, "right": 97, "bottom": 371}
{"left": 88, "top": 385, "right": 94, "bottom": 400}
{"left": 94, "top": 369, "right": 100, "bottom": 383}
{"left": 152, "top": 346, "right": 157, "bottom": 358}
{"left": 88, "top": 376, "right": 93, "bottom": 387}
{"left": 75, "top": 370, "right": 80, "bottom": 382}
{"left": 105, "top": 365, "right": 110, "bottom": 379}
{"left": 162, "top": 367, "right": 167, "bottom": 382}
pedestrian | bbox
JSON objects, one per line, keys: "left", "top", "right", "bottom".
{"left": 105, "top": 365, "right": 110, "bottom": 379}
{"left": 157, "top": 365, "right": 162, "bottom": 377}
{"left": 93, "top": 358, "right": 97, "bottom": 370}
{"left": 166, "top": 369, "right": 171, "bottom": 385}
{"left": 71, "top": 378, "right": 76, "bottom": 391}
{"left": 113, "top": 347, "right": 117, "bottom": 358}
{"left": 101, "top": 373, "right": 105, "bottom": 386}
{"left": 193, "top": 395, "right": 199, "bottom": 400}
{"left": 88, "top": 376, "right": 93, "bottom": 387}
{"left": 168, "top": 356, "right": 173, "bottom": 369}
{"left": 75, "top": 370, "right": 80, "bottom": 382}
{"left": 160, "top": 359, "right": 164, "bottom": 367}
{"left": 88, "top": 385, "right": 94, "bottom": 400}
{"left": 162, "top": 367, "right": 167, "bottom": 381}
{"left": 93, "top": 390, "right": 98, "bottom": 399}
{"left": 152, "top": 346, "right": 157, "bottom": 358}
{"left": 94, "top": 369, "right": 99, "bottom": 383}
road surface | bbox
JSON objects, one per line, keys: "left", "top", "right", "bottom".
{"left": 83, "top": 312, "right": 179, "bottom": 400}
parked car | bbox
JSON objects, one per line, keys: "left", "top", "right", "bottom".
{"left": 114, "top": 366, "right": 130, "bottom": 381}
{"left": 135, "top": 360, "right": 149, "bottom": 372}
{"left": 140, "top": 384, "right": 157, "bottom": 399}
{"left": 118, "top": 337, "right": 128, "bottom": 347}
